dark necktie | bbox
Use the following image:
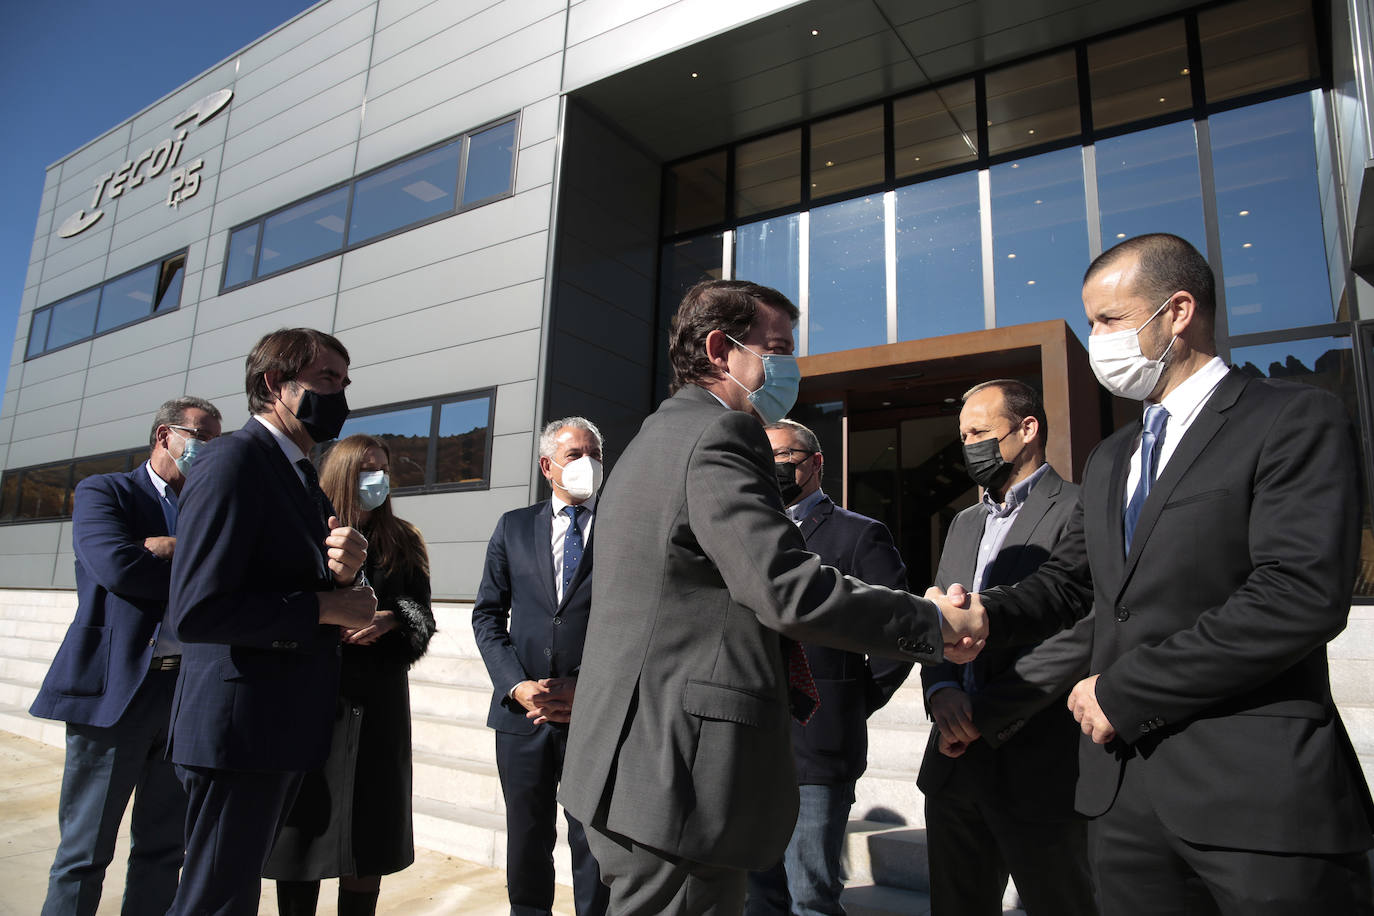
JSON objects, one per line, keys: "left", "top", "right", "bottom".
{"left": 296, "top": 458, "right": 335, "bottom": 528}
{"left": 788, "top": 641, "right": 820, "bottom": 725}
{"left": 1124, "top": 404, "right": 1168, "bottom": 553}
{"left": 562, "top": 504, "right": 584, "bottom": 595}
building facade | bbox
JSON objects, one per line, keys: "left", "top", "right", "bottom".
{"left": 5, "top": 0, "right": 1374, "bottom": 600}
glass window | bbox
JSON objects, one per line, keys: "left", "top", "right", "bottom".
{"left": 155, "top": 255, "right": 185, "bottom": 313}
{"left": 337, "top": 405, "right": 433, "bottom": 489}
{"left": 96, "top": 263, "right": 158, "bottom": 333}
{"left": 809, "top": 195, "right": 886, "bottom": 354}
{"left": 1209, "top": 94, "right": 1331, "bottom": 335}
{"left": 736, "top": 129, "right": 801, "bottom": 218}
{"left": 1199, "top": 0, "right": 1319, "bottom": 104}
{"left": 658, "top": 233, "right": 724, "bottom": 399}
{"left": 436, "top": 396, "right": 492, "bottom": 486}
{"left": 665, "top": 151, "right": 727, "bottom": 235}
{"left": 72, "top": 454, "right": 128, "bottom": 494}
{"left": 895, "top": 171, "right": 984, "bottom": 340}
{"left": 0, "top": 471, "right": 18, "bottom": 521}
{"left": 45, "top": 289, "right": 100, "bottom": 351}
{"left": 16, "top": 465, "right": 70, "bottom": 520}
{"left": 26, "top": 308, "right": 50, "bottom": 358}
{"left": 810, "top": 105, "right": 884, "bottom": 200}
{"left": 224, "top": 225, "right": 259, "bottom": 288}
{"left": 1088, "top": 19, "right": 1192, "bottom": 130}
{"left": 733, "top": 214, "right": 801, "bottom": 309}
{"left": 1096, "top": 120, "right": 1207, "bottom": 257}
{"left": 351, "top": 141, "right": 461, "bottom": 244}
{"left": 258, "top": 188, "right": 348, "bottom": 277}
{"left": 462, "top": 120, "right": 518, "bottom": 206}
{"left": 893, "top": 81, "right": 978, "bottom": 179}
{"left": 990, "top": 147, "right": 1090, "bottom": 336}
{"left": 986, "top": 51, "right": 1080, "bottom": 156}
{"left": 1233, "top": 334, "right": 1371, "bottom": 596}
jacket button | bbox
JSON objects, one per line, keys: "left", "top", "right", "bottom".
{"left": 543, "top": 648, "right": 551, "bottom": 657}
{"left": 148, "top": 638, "right": 156, "bottom": 647}
{"left": 917, "top": 642, "right": 934, "bottom": 654}
{"left": 553, "top": 617, "right": 563, "bottom": 626}
{"left": 1116, "top": 607, "right": 1130, "bottom": 622}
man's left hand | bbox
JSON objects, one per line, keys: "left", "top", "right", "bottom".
{"left": 1067, "top": 674, "right": 1116, "bottom": 744}
{"left": 526, "top": 676, "right": 577, "bottom": 725}
{"left": 325, "top": 516, "right": 368, "bottom": 585}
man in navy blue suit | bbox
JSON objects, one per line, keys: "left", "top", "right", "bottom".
{"left": 473, "top": 417, "right": 610, "bottom": 916}
{"left": 165, "top": 328, "right": 376, "bottom": 916}
{"left": 31, "top": 395, "right": 222, "bottom": 916}
{"left": 745, "top": 418, "right": 913, "bottom": 916}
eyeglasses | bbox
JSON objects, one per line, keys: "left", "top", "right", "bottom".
{"left": 168, "top": 424, "right": 218, "bottom": 442}
{"left": 771, "top": 448, "right": 815, "bottom": 461}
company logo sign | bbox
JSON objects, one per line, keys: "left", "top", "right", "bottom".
{"left": 57, "top": 88, "right": 233, "bottom": 239}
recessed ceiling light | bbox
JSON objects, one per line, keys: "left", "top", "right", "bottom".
{"left": 914, "top": 156, "right": 921, "bottom": 161}
{"left": 811, "top": 28, "right": 820, "bottom": 36}
{"left": 1034, "top": 199, "right": 1042, "bottom": 204}
{"left": 825, "top": 160, "right": 834, "bottom": 167}
{"left": 1181, "top": 67, "right": 1190, "bottom": 75}
{"left": 1027, "top": 128, "right": 1035, "bottom": 135}
{"left": 691, "top": 72, "right": 699, "bottom": 78}
{"left": 1159, "top": 97, "right": 1167, "bottom": 103}
{"left": 1007, "top": 253, "right": 1017, "bottom": 259}
{"left": 1027, "top": 279, "right": 1036, "bottom": 285}
{"left": 1243, "top": 242, "right": 1253, "bottom": 248}
{"left": 1116, "top": 232, "right": 1126, "bottom": 238}
{"left": 1011, "top": 163, "right": 1019, "bottom": 168}
{"left": 1239, "top": 209, "right": 1250, "bottom": 216}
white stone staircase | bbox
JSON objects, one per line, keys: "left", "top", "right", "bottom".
{"left": 3, "top": 589, "right": 1372, "bottom": 915}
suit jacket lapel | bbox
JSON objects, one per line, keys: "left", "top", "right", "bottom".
{"left": 1118, "top": 369, "right": 1246, "bottom": 592}
{"left": 243, "top": 420, "right": 326, "bottom": 542}
{"left": 533, "top": 502, "right": 559, "bottom": 612}
{"left": 798, "top": 495, "right": 834, "bottom": 541}
{"left": 948, "top": 503, "right": 988, "bottom": 586}
{"left": 983, "top": 469, "right": 1062, "bottom": 585}
{"left": 129, "top": 464, "right": 171, "bottom": 537}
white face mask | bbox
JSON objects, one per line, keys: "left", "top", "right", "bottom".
{"left": 551, "top": 455, "right": 603, "bottom": 502}
{"left": 357, "top": 469, "right": 390, "bottom": 511}
{"left": 1088, "top": 295, "right": 1178, "bottom": 401}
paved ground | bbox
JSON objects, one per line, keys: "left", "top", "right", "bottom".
{"left": 0, "top": 730, "right": 576, "bottom": 915}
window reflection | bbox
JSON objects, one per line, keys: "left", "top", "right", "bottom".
{"left": 96, "top": 263, "right": 158, "bottom": 333}
{"left": 1231, "top": 335, "right": 1371, "bottom": 596}
{"left": 665, "top": 151, "right": 727, "bottom": 235}
{"left": 990, "top": 147, "right": 1090, "bottom": 336}
{"left": 1088, "top": 19, "right": 1192, "bottom": 130}
{"left": 46, "top": 289, "right": 100, "bottom": 351}
{"left": 809, "top": 195, "right": 886, "bottom": 354}
{"left": 810, "top": 106, "right": 884, "bottom": 200}
{"left": 1096, "top": 120, "right": 1206, "bottom": 257}
{"left": 462, "top": 119, "right": 518, "bottom": 205}
{"left": 734, "top": 215, "right": 800, "bottom": 309}
{"left": 337, "top": 405, "right": 432, "bottom": 489}
{"left": 155, "top": 255, "right": 185, "bottom": 313}
{"left": 895, "top": 171, "right": 983, "bottom": 340}
{"left": 1199, "top": 0, "right": 1319, "bottom": 103}
{"left": 26, "top": 309, "right": 50, "bottom": 358}
{"left": 351, "top": 141, "right": 461, "bottom": 244}
{"left": 259, "top": 188, "right": 348, "bottom": 277}
{"left": 437, "top": 397, "right": 491, "bottom": 485}
{"left": 1210, "top": 94, "right": 1331, "bottom": 335}
{"left": 658, "top": 233, "right": 723, "bottom": 398}
{"left": 894, "top": 81, "right": 978, "bottom": 179}
{"left": 224, "top": 225, "right": 259, "bottom": 289}
{"left": 986, "top": 52, "right": 1080, "bottom": 156}
{"left": 17, "top": 465, "right": 70, "bottom": 521}
{"left": 737, "top": 130, "right": 801, "bottom": 218}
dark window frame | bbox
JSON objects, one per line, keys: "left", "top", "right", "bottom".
{"left": 25, "top": 249, "right": 189, "bottom": 361}
{"left": 220, "top": 114, "right": 520, "bottom": 294}
{"left": 0, "top": 447, "right": 147, "bottom": 525}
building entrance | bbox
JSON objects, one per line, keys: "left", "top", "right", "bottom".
{"left": 792, "top": 320, "right": 1100, "bottom": 590}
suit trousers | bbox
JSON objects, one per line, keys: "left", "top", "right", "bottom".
{"left": 41, "top": 669, "right": 184, "bottom": 916}
{"left": 168, "top": 765, "right": 301, "bottom": 916}
{"left": 586, "top": 825, "right": 749, "bottom": 915}
{"left": 924, "top": 776, "right": 1095, "bottom": 916}
{"left": 495, "top": 726, "right": 607, "bottom": 916}
{"left": 744, "top": 782, "right": 855, "bottom": 916}
{"left": 1092, "top": 755, "right": 1374, "bottom": 916}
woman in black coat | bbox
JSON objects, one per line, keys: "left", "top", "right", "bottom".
{"left": 267, "top": 434, "right": 436, "bottom": 916}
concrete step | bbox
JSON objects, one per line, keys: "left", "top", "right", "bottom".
{"left": 411, "top": 711, "right": 496, "bottom": 765}
{"left": 853, "top": 768, "right": 928, "bottom": 829}
{"left": 840, "top": 883, "right": 934, "bottom": 915}
{"left": 0, "top": 616, "right": 69, "bottom": 643}
{"left": 1343, "top": 705, "right": 1374, "bottom": 756}
{"left": 1333, "top": 659, "right": 1374, "bottom": 705}
{"left": 8, "top": 635, "right": 60, "bottom": 662}
{"left": 864, "top": 720, "right": 934, "bottom": 775}
{"left": 0, "top": 675, "right": 38, "bottom": 709}
{"left": 411, "top": 795, "right": 577, "bottom": 888}
{"left": 410, "top": 678, "right": 493, "bottom": 721}
{"left": 0, "top": 704, "right": 64, "bottom": 748}
{"left": 0, "top": 654, "right": 55, "bottom": 685}
{"left": 413, "top": 751, "right": 504, "bottom": 814}
{"left": 411, "top": 653, "right": 495, "bottom": 689}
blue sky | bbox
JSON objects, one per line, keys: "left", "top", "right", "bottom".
{"left": 0, "top": 0, "right": 316, "bottom": 409}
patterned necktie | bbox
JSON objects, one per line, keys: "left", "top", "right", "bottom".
{"left": 296, "top": 458, "right": 334, "bottom": 528}
{"left": 789, "top": 642, "right": 820, "bottom": 725}
{"left": 1124, "top": 404, "right": 1169, "bottom": 553}
{"left": 562, "top": 504, "right": 584, "bottom": 595}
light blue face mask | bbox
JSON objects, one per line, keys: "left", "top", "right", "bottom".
{"left": 358, "top": 470, "right": 390, "bottom": 511}
{"left": 724, "top": 333, "right": 801, "bottom": 425}
{"left": 171, "top": 431, "right": 200, "bottom": 477}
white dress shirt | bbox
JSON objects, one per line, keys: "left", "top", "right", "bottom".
{"left": 253, "top": 414, "right": 310, "bottom": 488}
{"left": 1123, "top": 356, "right": 1230, "bottom": 508}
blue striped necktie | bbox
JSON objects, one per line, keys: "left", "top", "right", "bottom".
{"left": 1124, "top": 404, "right": 1168, "bottom": 553}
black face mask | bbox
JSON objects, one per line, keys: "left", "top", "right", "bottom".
{"left": 962, "top": 433, "right": 1015, "bottom": 491}
{"left": 290, "top": 386, "right": 350, "bottom": 443}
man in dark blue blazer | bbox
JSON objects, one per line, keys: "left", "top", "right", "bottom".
{"left": 165, "top": 328, "right": 376, "bottom": 916}
{"left": 745, "top": 418, "right": 913, "bottom": 916}
{"left": 31, "top": 396, "right": 221, "bottom": 916}
{"left": 473, "top": 417, "right": 609, "bottom": 916}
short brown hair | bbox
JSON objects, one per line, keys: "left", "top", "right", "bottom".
{"left": 245, "top": 328, "right": 350, "bottom": 415}
{"left": 668, "top": 280, "right": 798, "bottom": 394}
{"left": 962, "top": 379, "right": 1049, "bottom": 447}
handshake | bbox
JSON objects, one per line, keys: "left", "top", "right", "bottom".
{"left": 929, "top": 583, "right": 988, "bottom": 664}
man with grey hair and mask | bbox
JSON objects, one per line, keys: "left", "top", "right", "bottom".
{"left": 31, "top": 396, "right": 222, "bottom": 916}
{"left": 473, "top": 416, "right": 610, "bottom": 916}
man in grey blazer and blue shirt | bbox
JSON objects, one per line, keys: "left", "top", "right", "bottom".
{"left": 918, "top": 379, "right": 1095, "bottom": 916}
{"left": 560, "top": 279, "right": 987, "bottom": 915}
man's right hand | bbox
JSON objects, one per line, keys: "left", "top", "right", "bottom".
{"left": 317, "top": 586, "right": 377, "bottom": 628}
{"left": 929, "top": 583, "right": 988, "bottom": 663}
{"left": 929, "top": 686, "right": 980, "bottom": 756}
{"left": 143, "top": 536, "right": 176, "bottom": 560}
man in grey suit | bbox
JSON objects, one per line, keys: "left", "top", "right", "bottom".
{"left": 560, "top": 279, "right": 986, "bottom": 915}
{"left": 918, "top": 380, "right": 1095, "bottom": 916}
